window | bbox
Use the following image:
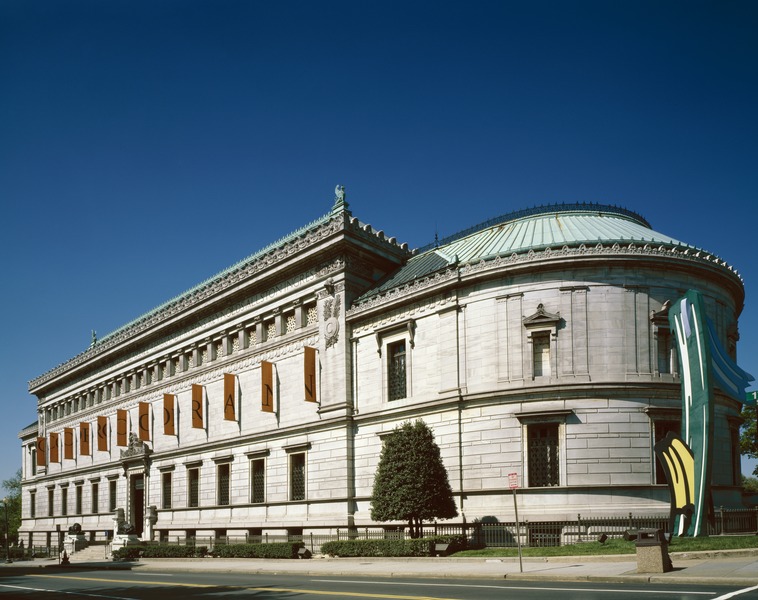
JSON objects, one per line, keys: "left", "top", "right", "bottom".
{"left": 162, "top": 472, "right": 173, "bottom": 510}
{"left": 30, "top": 491, "right": 36, "bottom": 518}
{"left": 289, "top": 453, "right": 306, "bottom": 501}
{"left": 75, "top": 485, "right": 82, "bottom": 515}
{"left": 251, "top": 459, "right": 265, "bottom": 504}
{"left": 217, "top": 464, "right": 230, "bottom": 506}
{"left": 523, "top": 304, "right": 561, "bottom": 380}
{"left": 376, "top": 320, "right": 415, "bottom": 402}
{"left": 532, "top": 332, "right": 551, "bottom": 377}
{"left": 388, "top": 340, "right": 407, "bottom": 401}
{"left": 48, "top": 489, "right": 54, "bottom": 517}
{"left": 266, "top": 319, "right": 276, "bottom": 341}
{"left": 61, "top": 488, "right": 68, "bottom": 516}
{"left": 306, "top": 303, "right": 317, "bottom": 326}
{"left": 527, "top": 423, "right": 559, "bottom": 487}
{"left": 188, "top": 467, "right": 200, "bottom": 508}
{"left": 285, "top": 311, "right": 296, "bottom": 334}
{"left": 92, "top": 483, "right": 99, "bottom": 514}
{"left": 651, "top": 303, "right": 676, "bottom": 376}
{"left": 31, "top": 449, "right": 37, "bottom": 477}
{"left": 657, "top": 328, "right": 673, "bottom": 374}
{"left": 109, "top": 480, "right": 117, "bottom": 512}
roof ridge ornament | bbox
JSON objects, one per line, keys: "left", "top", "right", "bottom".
{"left": 332, "top": 184, "right": 350, "bottom": 215}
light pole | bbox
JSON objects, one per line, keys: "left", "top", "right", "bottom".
{"left": 2, "top": 497, "right": 11, "bottom": 564}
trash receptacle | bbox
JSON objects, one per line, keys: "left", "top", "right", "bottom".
{"left": 635, "top": 528, "right": 672, "bottom": 573}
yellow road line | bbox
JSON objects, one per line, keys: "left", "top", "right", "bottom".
{"left": 31, "top": 574, "right": 460, "bottom": 600}
{"left": 34, "top": 574, "right": 212, "bottom": 588}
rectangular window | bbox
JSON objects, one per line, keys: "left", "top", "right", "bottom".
{"left": 109, "top": 480, "right": 117, "bottom": 512}
{"left": 188, "top": 467, "right": 200, "bottom": 508}
{"left": 251, "top": 459, "right": 265, "bottom": 504}
{"left": 218, "top": 464, "right": 230, "bottom": 506}
{"left": 92, "top": 483, "right": 99, "bottom": 514}
{"left": 75, "top": 485, "right": 82, "bottom": 515}
{"left": 290, "top": 453, "right": 306, "bottom": 501}
{"left": 162, "top": 472, "right": 173, "bottom": 510}
{"left": 387, "top": 340, "right": 407, "bottom": 401}
{"left": 261, "top": 361, "right": 274, "bottom": 412}
{"left": 532, "top": 332, "right": 551, "bottom": 377}
{"left": 528, "top": 423, "right": 559, "bottom": 487}
{"left": 61, "top": 488, "right": 68, "bottom": 516}
{"left": 657, "top": 329, "right": 672, "bottom": 374}
{"left": 30, "top": 491, "right": 36, "bottom": 519}
{"left": 48, "top": 489, "right": 54, "bottom": 517}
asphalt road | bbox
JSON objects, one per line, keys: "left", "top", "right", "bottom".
{"left": 1, "top": 569, "right": 757, "bottom": 600}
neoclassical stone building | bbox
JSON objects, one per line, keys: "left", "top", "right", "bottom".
{"left": 18, "top": 194, "right": 747, "bottom": 546}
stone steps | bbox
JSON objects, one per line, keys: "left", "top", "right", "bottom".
{"left": 69, "top": 544, "right": 111, "bottom": 562}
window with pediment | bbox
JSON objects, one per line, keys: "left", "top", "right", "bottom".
{"left": 523, "top": 304, "right": 561, "bottom": 380}
{"left": 375, "top": 320, "right": 415, "bottom": 402}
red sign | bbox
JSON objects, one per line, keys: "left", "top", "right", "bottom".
{"left": 508, "top": 472, "right": 519, "bottom": 489}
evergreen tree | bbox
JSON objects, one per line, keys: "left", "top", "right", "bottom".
{"left": 370, "top": 420, "right": 458, "bottom": 538}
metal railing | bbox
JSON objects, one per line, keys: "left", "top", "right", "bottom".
{"left": 143, "top": 508, "right": 758, "bottom": 552}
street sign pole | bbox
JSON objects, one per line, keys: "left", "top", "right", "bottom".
{"left": 508, "top": 473, "right": 523, "bottom": 573}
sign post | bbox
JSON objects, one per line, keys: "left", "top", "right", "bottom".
{"left": 508, "top": 472, "right": 523, "bottom": 573}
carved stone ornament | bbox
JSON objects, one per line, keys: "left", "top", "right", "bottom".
{"left": 323, "top": 293, "right": 341, "bottom": 349}
{"left": 523, "top": 304, "right": 562, "bottom": 331}
{"left": 120, "top": 433, "right": 150, "bottom": 459}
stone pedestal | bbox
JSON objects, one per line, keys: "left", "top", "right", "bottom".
{"left": 63, "top": 534, "right": 87, "bottom": 554}
{"left": 111, "top": 534, "right": 142, "bottom": 552}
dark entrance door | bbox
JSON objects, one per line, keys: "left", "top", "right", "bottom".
{"left": 130, "top": 474, "right": 144, "bottom": 536}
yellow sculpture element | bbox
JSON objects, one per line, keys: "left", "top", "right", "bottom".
{"left": 654, "top": 431, "right": 695, "bottom": 533}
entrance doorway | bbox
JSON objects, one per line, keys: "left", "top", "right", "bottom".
{"left": 130, "top": 474, "right": 144, "bottom": 536}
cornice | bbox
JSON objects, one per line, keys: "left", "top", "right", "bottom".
{"left": 29, "top": 236, "right": 344, "bottom": 393}
{"left": 348, "top": 240, "right": 744, "bottom": 317}
{"left": 31, "top": 209, "right": 412, "bottom": 393}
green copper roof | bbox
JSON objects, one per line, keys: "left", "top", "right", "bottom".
{"left": 361, "top": 203, "right": 695, "bottom": 297}
{"left": 426, "top": 203, "right": 678, "bottom": 262}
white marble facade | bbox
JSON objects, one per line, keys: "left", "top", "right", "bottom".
{"left": 18, "top": 200, "right": 747, "bottom": 546}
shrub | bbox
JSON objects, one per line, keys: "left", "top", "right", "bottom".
{"left": 112, "top": 547, "right": 142, "bottom": 561}
{"left": 321, "top": 535, "right": 467, "bottom": 557}
{"left": 212, "top": 542, "right": 304, "bottom": 559}
{"left": 140, "top": 544, "right": 207, "bottom": 558}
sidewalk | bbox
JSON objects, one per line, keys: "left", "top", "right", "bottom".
{"left": 3, "top": 550, "right": 758, "bottom": 587}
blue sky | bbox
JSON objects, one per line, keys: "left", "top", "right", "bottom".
{"left": 2, "top": 1, "right": 757, "bottom": 490}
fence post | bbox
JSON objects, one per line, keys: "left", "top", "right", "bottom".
{"left": 719, "top": 506, "right": 725, "bottom": 535}
{"left": 628, "top": 512, "right": 633, "bottom": 531}
{"left": 577, "top": 513, "right": 582, "bottom": 542}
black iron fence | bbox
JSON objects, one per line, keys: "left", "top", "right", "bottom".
{"left": 149, "top": 507, "right": 758, "bottom": 553}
